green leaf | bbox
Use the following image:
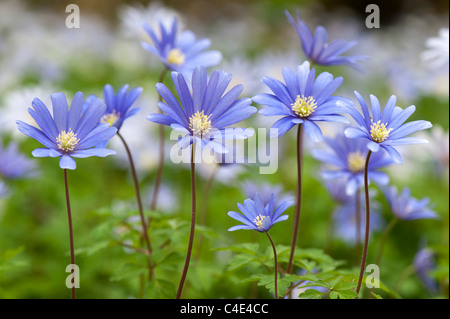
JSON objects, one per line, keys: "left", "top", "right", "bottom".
{"left": 297, "top": 288, "right": 324, "bottom": 299}
{"left": 371, "top": 292, "right": 383, "bottom": 299}
{"left": 228, "top": 253, "right": 260, "bottom": 271}
{"left": 329, "top": 291, "right": 339, "bottom": 299}
{"left": 110, "top": 262, "right": 147, "bottom": 282}
{"left": 334, "top": 289, "right": 358, "bottom": 299}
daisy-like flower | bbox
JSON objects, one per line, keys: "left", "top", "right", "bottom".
{"left": 0, "top": 141, "right": 37, "bottom": 179}
{"left": 253, "top": 61, "right": 350, "bottom": 142}
{"left": 312, "top": 133, "right": 394, "bottom": 195}
{"left": 16, "top": 92, "right": 117, "bottom": 170}
{"left": 147, "top": 66, "right": 256, "bottom": 153}
{"left": 101, "top": 84, "right": 143, "bottom": 131}
{"left": 285, "top": 10, "right": 366, "bottom": 70}
{"left": 242, "top": 180, "right": 294, "bottom": 207}
{"left": 228, "top": 193, "right": 293, "bottom": 232}
{"left": 421, "top": 28, "right": 449, "bottom": 69}
{"left": 383, "top": 186, "right": 438, "bottom": 221}
{"left": 141, "top": 17, "right": 222, "bottom": 76}
{"left": 342, "top": 91, "right": 433, "bottom": 163}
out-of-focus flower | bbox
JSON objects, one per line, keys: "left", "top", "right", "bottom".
{"left": 141, "top": 17, "right": 222, "bottom": 76}
{"left": 228, "top": 193, "right": 293, "bottom": 232}
{"left": 419, "top": 126, "right": 449, "bottom": 179}
{"left": 342, "top": 92, "right": 432, "bottom": 164}
{"left": 147, "top": 66, "right": 256, "bottom": 153}
{"left": 383, "top": 186, "right": 438, "bottom": 221}
{"left": 312, "top": 133, "right": 394, "bottom": 195}
{"left": 285, "top": 10, "right": 367, "bottom": 70}
{"left": 16, "top": 92, "right": 117, "bottom": 170}
{"left": 0, "top": 141, "right": 37, "bottom": 179}
{"left": 100, "top": 84, "right": 143, "bottom": 131}
{"left": 421, "top": 28, "right": 449, "bottom": 69}
{"left": 242, "top": 180, "right": 294, "bottom": 206}
{"left": 413, "top": 247, "right": 439, "bottom": 294}
{"left": 253, "top": 61, "right": 350, "bottom": 142}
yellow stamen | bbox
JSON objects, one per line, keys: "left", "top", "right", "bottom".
{"left": 291, "top": 95, "right": 318, "bottom": 117}
{"left": 370, "top": 120, "right": 392, "bottom": 143}
{"left": 100, "top": 111, "right": 120, "bottom": 127}
{"left": 254, "top": 214, "right": 267, "bottom": 229}
{"left": 56, "top": 129, "right": 79, "bottom": 152}
{"left": 348, "top": 150, "right": 366, "bottom": 173}
{"left": 167, "top": 48, "right": 185, "bottom": 66}
{"left": 189, "top": 110, "right": 212, "bottom": 137}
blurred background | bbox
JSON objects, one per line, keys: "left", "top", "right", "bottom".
{"left": 0, "top": 0, "right": 448, "bottom": 298}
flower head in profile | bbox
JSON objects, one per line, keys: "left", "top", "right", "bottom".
{"left": 312, "top": 133, "right": 394, "bottom": 195}
{"left": 228, "top": 193, "right": 293, "bottom": 232}
{"left": 0, "top": 141, "right": 37, "bottom": 179}
{"left": 413, "top": 247, "right": 439, "bottom": 294}
{"left": 242, "top": 180, "right": 294, "bottom": 207}
{"left": 285, "top": 10, "right": 367, "bottom": 70}
{"left": 253, "top": 61, "right": 350, "bottom": 142}
{"left": 342, "top": 92, "right": 432, "bottom": 163}
{"left": 147, "top": 66, "right": 256, "bottom": 153}
{"left": 141, "top": 17, "right": 222, "bottom": 76}
{"left": 16, "top": 92, "right": 117, "bottom": 170}
{"left": 383, "top": 186, "right": 438, "bottom": 221}
{"left": 101, "top": 84, "right": 143, "bottom": 131}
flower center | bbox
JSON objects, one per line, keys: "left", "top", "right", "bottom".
{"left": 370, "top": 120, "right": 392, "bottom": 143}
{"left": 167, "top": 48, "right": 185, "bottom": 66}
{"left": 189, "top": 110, "right": 212, "bottom": 137}
{"left": 291, "top": 95, "right": 318, "bottom": 117}
{"left": 56, "top": 129, "right": 79, "bottom": 153}
{"left": 348, "top": 150, "right": 366, "bottom": 173}
{"left": 100, "top": 111, "right": 120, "bottom": 127}
{"left": 253, "top": 214, "right": 268, "bottom": 229}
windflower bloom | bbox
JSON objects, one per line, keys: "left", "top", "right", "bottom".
{"left": 16, "top": 92, "right": 118, "bottom": 170}
{"left": 421, "top": 28, "right": 449, "bottom": 68}
{"left": 147, "top": 66, "right": 256, "bottom": 153}
{"left": 253, "top": 61, "right": 350, "bottom": 142}
{"left": 101, "top": 84, "right": 143, "bottom": 131}
{"left": 413, "top": 247, "right": 439, "bottom": 294}
{"left": 342, "top": 92, "right": 433, "bottom": 163}
{"left": 285, "top": 10, "right": 366, "bottom": 70}
{"left": 312, "top": 133, "right": 394, "bottom": 195}
{"left": 0, "top": 141, "right": 37, "bottom": 179}
{"left": 242, "top": 180, "right": 294, "bottom": 206}
{"left": 228, "top": 193, "right": 293, "bottom": 232}
{"left": 383, "top": 186, "right": 438, "bottom": 221}
{"left": 141, "top": 17, "right": 222, "bottom": 76}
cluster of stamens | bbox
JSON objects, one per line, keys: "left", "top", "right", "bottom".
{"left": 56, "top": 129, "right": 79, "bottom": 153}
{"left": 291, "top": 95, "right": 318, "bottom": 117}
{"left": 189, "top": 110, "right": 212, "bottom": 137}
{"left": 167, "top": 48, "right": 185, "bottom": 66}
{"left": 370, "top": 120, "right": 392, "bottom": 143}
{"left": 253, "top": 214, "right": 268, "bottom": 229}
{"left": 100, "top": 111, "right": 120, "bottom": 127}
{"left": 347, "top": 151, "right": 366, "bottom": 173}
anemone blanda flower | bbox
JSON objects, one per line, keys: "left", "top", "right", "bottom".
{"left": 228, "top": 193, "right": 293, "bottom": 232}
{"left": 253, "top": 61, "right": 351, "bottom": 142}
{"left": 100, "top": 84, "right": 143, "bottom": 131}
{"left": 342, "top": 92, "right": 433, "bottom": 164}
{"left": 413, "top": 247, "right": 439, "bottom": 294}
{"left": 312, "top": 133, "right": 394, "bottom": 195}
{"left": 242, "top": 180, "right": 294, "bottom": 207}
{"left": 147, "top": 66, "right": 256, "bottom": 153}
{"left": 421, "top": 28, "right": 449, "bottom": 69}
{"left": 0, "top": 141, "right": 37, "bottom": 179}
{"left": 16, "top": 92, "right": 117, "bottom": 170}
{"left": 383, "top": 186, "right": 438, "bottom": 221}
{"left": 141, "top": 17, "right": 222, "bottom": 76}
{"left": 285, "top": 10, "right": 367, "bottom": 70}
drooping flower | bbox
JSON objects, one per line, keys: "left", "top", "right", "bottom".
{"left": 147, "top": 66, "right": 256, "bottom": 153}
{"left": 141, "top": 17, "right": 222, "bottom": 76}
{"left": 413, "top": 247, "right": 439, "bottom": 294}
{"left": 228, "top": 193, "right": 293, "bottom": 232}
{"left": 383, "top": 186, "right": 438, "bottom": 221}
{"left": 342, "top": 92, "right": 433, "bottom": 163}
{"left": 312, "top": 133, "right": 394, "bottom": 195}
{"left": 101, "top": 84, "right": 143, "bottom": 131}
{"left": 16, "top": 92, "right": 117, "bottom": 170}
{"left": 0, "top": 141, "right": 37, "bottom": 179}
{"left": 253, "top": 61, "right": 351, "bottom": 142}
{"left": 285, "top": 10, "right": 367, "bottom": 70}
{"left": 421, "top": 28, "right": 449, "bottom": 69}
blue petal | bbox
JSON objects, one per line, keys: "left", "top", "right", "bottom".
{"left": 367, "top": 141, "right": 380, "bottom": 152}
{"left": 59, "top": 155, "right": 77, "bottom": 170}
{"left": 51, "top": 92, "right": 69, "bottom": 132}
{"left": 303, "top": 120, "right": 323, "bottom": 142}
{"left": 71, "top": 148, "right": 116, "bottom": 158}
{"left": 16, "top": 121, "right": 56, "bottom": 149}
{"left": 389, "top": 120, "right": 432, "bottom": 140}
{"left": 269, "top": 117, "right": 296, "bottom": 138}
{"left": 32, "top": 148, "right": 61, "bottom": 158}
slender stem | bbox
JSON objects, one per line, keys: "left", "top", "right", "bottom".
{"left": 64, "top": 169, "right": 76, "bottom": 299}
{"left": 176, "top": 144, "right": 197, "bottom": 299}
{"left": 355, "top": 188, "right": 361, "bottom": 266}
{"left": 150, "top": 67, "right": 169, "bottom": 213}
{"left": 375, "top": 217, "right": 398, "bottom": 266}
{"left": 356, "top": 150, "right": 372, "bottom": 297}
{"left": 287, "top": 124, "right": 303, "bottom": 275}
{"left": 266, "top": 232, "right": 278, "bottom": 299}
{"left": 117, "top": 132, "right": 154, "bottom": 280}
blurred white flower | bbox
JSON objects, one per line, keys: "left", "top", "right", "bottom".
{"left": 422, "top": 28, "right": 449, "bottom": 68}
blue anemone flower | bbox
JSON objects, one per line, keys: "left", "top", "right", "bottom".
{"left": 227, "top": 193, "right": 293, "bottom": 232}
{"left": 0, "top": 141, "right": 37, "bottom": 179}
{"left": 413, "top": 247, "right": 439, "bottom": 294}
{"left": 141, "top": 17, "right": 222, "bottom": 76}
{"left": 100, "top": 84, "right": 143, "bottom": 131}
{"left": 341, "top": 92, "right": 433, "bottom": 163}
{"left": 312, "top": 132, "right": 394, "bottom": 195}
{"left": 285, "top": 10, "right": 367, "bottom": 70}
{"left": 383, "top": 186, "right": 438, "bottom": 221}
{"left": 147, "top": 66, "right": 257, "bottom": 153}
{"left": 16, "top": 92, "right": 117, "bottom": 170}
{"left": 253, "top": 61, "right": 350, "bottom": 142}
